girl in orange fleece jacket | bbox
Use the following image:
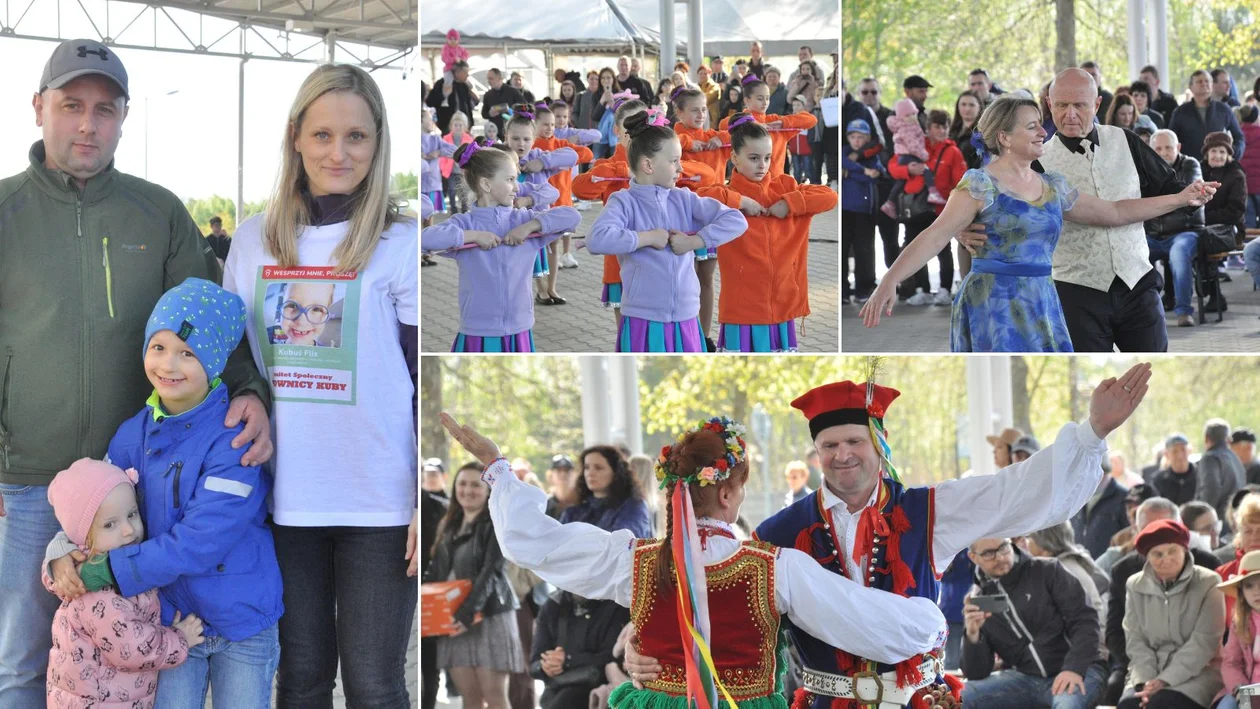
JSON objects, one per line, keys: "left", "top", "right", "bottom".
{"left": 698, "top": 113, "right": 837, "bottom": 352}
{"left": 718, "top": 76, "right": 817, "bottom": 179}
{"left": 572, "top": 95, "right": 718, "bottom": 335}
{"left": 533, "top": 102, "right": 594, "bottom": 304}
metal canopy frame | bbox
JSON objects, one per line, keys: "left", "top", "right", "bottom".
{"left": 2, "top": 0, "right": 416, "bottom": 226}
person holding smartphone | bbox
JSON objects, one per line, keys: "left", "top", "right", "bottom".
{"left": 960, "top": 537, "right": 1109, "bottom": 708}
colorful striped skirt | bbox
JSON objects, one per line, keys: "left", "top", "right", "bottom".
{"left": 532, "top": 246, "right": 549, "bottom": 278}
{"left": 423, "top": 190, "right": 445, "bottom": 212}
{"left": 617, "top": 316, "right": 706, "bottom": 353}
{"left": 452, "top": 330, "right": 535, "bottom": 353}
{"left": 601, "top": 282, "right": 622, "bottom": 309}
{"left": 693, "top": 246, "right": 717, "bottom": 261}
{"left": 716, "top": 321, "right": 798, "bottom": 353}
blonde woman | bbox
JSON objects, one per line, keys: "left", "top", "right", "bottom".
{"left": 221, "top": 63, "right": 418, "bottom": 708}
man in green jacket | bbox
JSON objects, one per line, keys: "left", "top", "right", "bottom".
{"left": 0, "top": 39, "right": 274, "bottom": 704}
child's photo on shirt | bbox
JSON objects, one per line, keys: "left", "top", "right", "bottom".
{"left": 264, "top": 281, "right": 346, "bottom": 348}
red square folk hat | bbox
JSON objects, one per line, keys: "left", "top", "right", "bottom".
{"left": 791, "top": 381, "right": 900, "bottom": 439}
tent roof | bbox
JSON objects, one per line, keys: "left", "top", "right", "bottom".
{"left": 421, "top": 0, "right": 833, "bottom": 54}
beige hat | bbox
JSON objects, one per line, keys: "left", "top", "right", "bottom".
{"left": 986, "top": 428, "right": 1024, "bottom": 448}
{"left": 1217, "top": 549, "right": 1260, "bottom": 597}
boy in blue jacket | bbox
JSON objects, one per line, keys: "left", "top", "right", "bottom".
{"left": 47, "top": 277, "right": 284, "bottom": 708}
{"left": 842, "top": 119, "right": 885, "bottom": 302}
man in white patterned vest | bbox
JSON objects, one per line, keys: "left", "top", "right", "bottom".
{"left": 1035, "top": 68, "right": 1198, "bottom": 352}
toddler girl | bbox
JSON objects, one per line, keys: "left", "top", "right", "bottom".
{"left": 588, "top": 109, "right": 747, "bottom": 352}
{"left": 422, "top": 139, "right": 580, "bottom": 352}
{"left": 880, "top": 97, "right": 945, "bottom": 218}
{"left": 1217, "top": 551, "right": 1260, "bottom": 709}
{"left": 45, "top": 459, "right": 204, "bottom": 708}
{"left": 441, "top": 29, "right": 469, "bottom": 83}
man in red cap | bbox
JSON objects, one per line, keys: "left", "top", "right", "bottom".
{"left": 627, "top": 362, "right": 1153, "bottom": 709}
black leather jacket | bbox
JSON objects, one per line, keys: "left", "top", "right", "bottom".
{"left": 424, "top": 512, "right": 518, "bottom": 626}
{"left": 1145, "top": 154, "right": 1204, "bottom": 238}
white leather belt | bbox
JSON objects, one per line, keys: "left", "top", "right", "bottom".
{"left": 801, "top": 658, "right": 939, "bottom": 708}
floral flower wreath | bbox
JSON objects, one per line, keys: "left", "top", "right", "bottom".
{"left": 654, "top": 416, "right": 748, "bottom": 487}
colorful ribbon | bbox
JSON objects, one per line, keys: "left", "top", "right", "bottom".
{"left": 741, "top": 74, "right": 760, "bottom": 86}
{"left": 669, "top": 483, "right": 738, "bottom": 709}
{"left": 728, "top": 114, "right": 756, "bottom": 130}
{"left": 646, "top": 108, "right": 670, "bottom": 127}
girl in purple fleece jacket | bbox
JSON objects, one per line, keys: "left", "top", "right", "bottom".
{"left": 501, "top": 107, "right": 579, "bottom": 286}
{"left": 420, "top": 138, "right": 580, "bottom": 352}
{"left": 587, "top": 110, "right": 748, "bottom": 352}
{"left": 422, "top": 108, "right": 457, "bottom": 212}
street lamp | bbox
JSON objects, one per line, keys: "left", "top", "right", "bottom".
{"left": 144, "top": 89, "right": 180, "bottom": 180}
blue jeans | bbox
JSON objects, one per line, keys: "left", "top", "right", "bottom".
{"left": 1246, "top": 193, "right": 1260, "bottom": 229}
{"left": 793, "top": 154, "right": 814, "bottom": 184}
{"left": 1147, "top": 232, "right": 1198, "bottom": 316}
{"left": 154, "top": 622, "right": 279, "bottom": 709}
{"left": 1246, "top": 237, "right": 1260, "bottom": 288}
{"left": 960, "top": 663, "right": 1107, "bottom": 709}
{"left": 0, "top": 483, "right": 63, "bottom": 708}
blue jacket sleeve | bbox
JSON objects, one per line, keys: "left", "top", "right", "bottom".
{"left": 610, "top": 499, "right": 653, "bottom": 539}
{"left": 105, "top": 414, "right": 145, "bottom": 472}
{"left": 109, "top": 432, "right": 270, "bottom": 597}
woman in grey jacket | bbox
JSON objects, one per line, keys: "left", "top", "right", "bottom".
{"left": 1120, "top": 519, "right": 1225, "bottom": 709}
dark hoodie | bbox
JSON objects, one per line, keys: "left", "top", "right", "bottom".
{"left": 961, "top": 547, "right": 1104, "bottom": 681}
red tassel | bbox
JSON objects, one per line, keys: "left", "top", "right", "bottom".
{"left": 890, "top": 558, "right": 917, "bottom": 596}
{"left": 943, "top": 673, "right": 964, "bottom": 700}
{"left": 830, "top": 699, "right": 855, "bottom": 709}
{"left": 791, "top": 688, "right": 812, "bottom": 709}
{"left": 890, "top": 505, "right": 912, "bottom": 534}
{"left": 794, "top": 523, "right": 819, "bottom": 555}
{"left": 834, "top": 649, "right": 856, "bottom": 672}
{"left": 895, "top": 654, "right": 925, "bottom": 689}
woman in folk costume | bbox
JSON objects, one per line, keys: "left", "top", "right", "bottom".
{"left": 627, "top": 360, "right": 1154, "bottom": 709}
{"left": 437, "top": 412, "right": 948, "bottom": 709}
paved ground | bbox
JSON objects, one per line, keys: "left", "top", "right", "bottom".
{"left": 422, "top": 203, "right": 840, "bottom": 353}
{"left": 841, "top": 243, "right": 1260, "bottom": 352}
{"left": 205, "top": 615, "right": 417, "bottom": 707}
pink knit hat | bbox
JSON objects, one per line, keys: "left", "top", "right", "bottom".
{"left": 447, "top": 28, "right": 460, "bottom": 41}
{"left": 47, "top": 459, "right": 140, "bottom": 546}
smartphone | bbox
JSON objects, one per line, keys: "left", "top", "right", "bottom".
{"left": 970, "top": 594, "right": 1010, "bottom": 614}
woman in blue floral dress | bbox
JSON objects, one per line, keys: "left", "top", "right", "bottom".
{"left": 859, "top": 95, "right": 1216, "bottom": 352}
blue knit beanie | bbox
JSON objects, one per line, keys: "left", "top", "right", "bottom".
{"left": 143, "top": 278, "right": 246, "bottom": 382}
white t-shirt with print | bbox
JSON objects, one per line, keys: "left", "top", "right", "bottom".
{"left": 223, "top": 214, "right": 418, "bottom": 527}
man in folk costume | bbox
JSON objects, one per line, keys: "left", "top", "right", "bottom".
{"left": 627, "top": 361, "right": 1153, "bottom": 709}
{"left": 437, "top": 412, "right": 949, "bottom": 709}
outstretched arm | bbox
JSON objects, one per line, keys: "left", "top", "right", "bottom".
{"left": 777, "top": 548, "right": 948, "bottom": 664}
{"left": 859, "top": 189, "right": 982, "bottom": 327}
{"left": 931, "top": 363, "right": 1151, "bottom": 570}
{"left": 440, "top": 413, "right": 634, "bottom": 606}
{"left": 1064, "top": 181, "right": 1213, "bottom": 227}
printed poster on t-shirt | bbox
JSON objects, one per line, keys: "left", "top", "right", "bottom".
{"left": 255, "top": 266, "right": 360, "bottom": 405}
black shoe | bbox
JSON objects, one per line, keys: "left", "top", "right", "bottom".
{"left": 1203, "top": 296, "right": 1228, "bottom": 313}
{"left": 705, "top": 337, "right": 718, "bottom": 353}
{"left": 1220, "top": 271, "right": 1233, "bottom": 283}
{"left": 1162, "top": 300, "right": 1176, "bottom": 312}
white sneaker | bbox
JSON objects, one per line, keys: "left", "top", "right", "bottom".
{"left": 905, "top": 288, "right": 932, "bottom": 306}
{"left": 575, "top": 200, "right": 591, "bottom": 211}
{"left": 932, "top": 289, "right": 953, "bottom": 306}
{"left": 562, "top": 252, "right": 579, "bottom": 268}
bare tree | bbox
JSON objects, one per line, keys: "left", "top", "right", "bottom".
{"left": 1055, "top": 0, "right": 1077, "bottom": 70}
{"left": 421, "top": 358, "right": 445, "bottom": 463}
{"left": 1011, "top": 356, "right": 1032, "bottom": 434}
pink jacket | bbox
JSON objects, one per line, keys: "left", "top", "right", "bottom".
{"left": 441, "top": 43, "right": 469, "bottom": 72}
{"left": 44, "top": 569, "right": 189, "bottom": 708}
{"left": 441, "top": 132, "right": 475, "bottom": 179}
{"left": 1219, "top": 610, "right": 1260, "bottom": 701}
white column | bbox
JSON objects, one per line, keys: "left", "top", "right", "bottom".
{"left": 609, "top": 357, "right": 643, "bottom": 455}
{"left": 1126, "top": 0, "right": 1147, "bottom": 81}
{"left": 237, "top": 58, "right": 246, "bottom": 229}
{"left": 659, "top": 0, "right": 674, "bottom": 82}
{"left": 324, "top": 31, "right": 337, "bottom": 64}
{"left": 966, "top": 357, "right": 996, "bottom": 476}
{"left": 581, "top": 357, "right": 611, "bottom": 447}
{"left": 686, "top": 0, "right": 703, "bottom": 83}
{"left": 990, "top": 356, "right": 1013, "bottom": 429}
{"left": 1151, "top": 0, "right": 1169, "bottom": 89}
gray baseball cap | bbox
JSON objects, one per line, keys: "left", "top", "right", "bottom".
{"left": 40, "top": 39, "right": 129, "bottom": 100}
{"left": 1011, "top": 435, "right": 1041, "bottom": 456}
